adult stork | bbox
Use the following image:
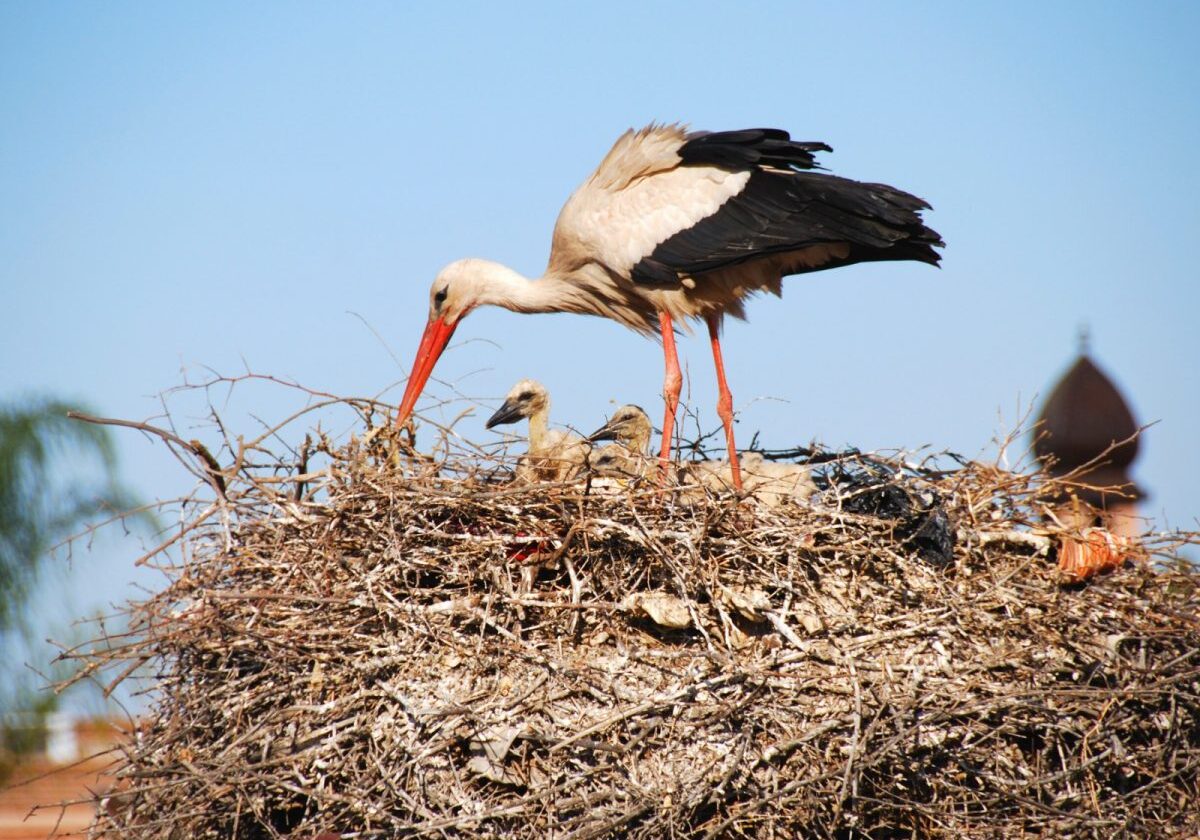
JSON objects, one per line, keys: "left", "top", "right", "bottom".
{"left": 395, "top": 124, "right": 942, "bottom": 488}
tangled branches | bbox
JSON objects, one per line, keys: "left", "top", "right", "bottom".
{"left": 62, "top": 384, "right": 1200, "bottom": 838}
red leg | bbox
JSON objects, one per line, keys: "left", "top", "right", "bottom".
{"left": 707, "top": 313, "right": 742, "bottom": 491}
{"left": 659, "top": 311, "right": 682, "bottom": 475}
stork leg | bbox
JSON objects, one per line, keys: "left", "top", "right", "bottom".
{"left": 706, "top": 313, "right": 742, "bottom": 491}
{"left": 658, "top": 311, "right": 682, "bottom": 478}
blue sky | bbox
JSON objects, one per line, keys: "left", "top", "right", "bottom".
{"left": 2, "top": 2, "right": 1198, "bottom": 697}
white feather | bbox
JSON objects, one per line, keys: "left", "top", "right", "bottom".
{"left": 561, "top": 165, "right": 750, "bottom": 275}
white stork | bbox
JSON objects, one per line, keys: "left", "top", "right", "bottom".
{"left": 588, "top": 404, "right": 653, "bottom": 456}
{"left": 485, "top": 379, "right": 589, "bottom": 483}
{"left": 693, "top": 452, "right": 818, "bottom": 509}
{"left": 395, "top": 124, "right": 942, "bottom": 489}
{"left": 587, "top": 404, "right": 655, "bottom": 484}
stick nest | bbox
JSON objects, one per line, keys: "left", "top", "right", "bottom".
{"left": 69, "top": 398, "right": 1200, "bottom": 839}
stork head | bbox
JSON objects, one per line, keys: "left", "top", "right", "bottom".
{"left": 587, "top": 444, "right": 633, "bottom": 476}
{"left": 587, "top": 443, "right": 651, "bottom": 481}
{"left": 587, "top": 404, "right": 653, "bottom": 454}
{"left": 396, "top": 259, "right": 510, "bottom": 427}
{"left": 425, "top": 259, "right": 500, "bottom": 324}
{"left": 486, "top": 379, "right": 550, "bottom": 429}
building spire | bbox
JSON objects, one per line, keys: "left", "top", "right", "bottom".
{"left": 1077, "top": 323, "right": 1091, "bottom": 356}
{"left": 1033, "top": 337, "right": 1143, "bottom": 507}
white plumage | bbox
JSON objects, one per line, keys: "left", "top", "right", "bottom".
{"left": 396, "top": 124, "right": 942, "bottom": 489}
{"left": 485, "top": 379, "right": 588, "bottom": 484}
{"left": 587, "top": 402, "right": 817, "bottom": 509}
{"left": 692, "top": 453, "right": 817, "bottom": 509}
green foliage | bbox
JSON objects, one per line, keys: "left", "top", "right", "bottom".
{"left": 0, "top": 396, "right": 150, "bottom": 771}
{"left": 0, "top": 397, "right": 143, "bottom": 633}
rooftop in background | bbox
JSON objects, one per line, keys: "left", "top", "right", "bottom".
{"left": 0, "top": 715, "right": 126, "bottom": 839}
{"left": 1034, "top": 339, "right": 1143, "bottom": 507}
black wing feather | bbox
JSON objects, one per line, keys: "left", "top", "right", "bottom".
{"left": 632, "top": 128, "right": 943, "bottom": 285}
{"left": 678, "top": 128, "right": 831, "bottom": 171}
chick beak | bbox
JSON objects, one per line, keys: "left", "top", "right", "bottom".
{"left": 587, "top": 417, "right": 624, "bottom": 443}
{"left": 485, "top": 398, "right": 526, "bottom": 429}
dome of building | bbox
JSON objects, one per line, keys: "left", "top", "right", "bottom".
{"left": 1034, "top": 350, "right": 1142, "bottom": 504}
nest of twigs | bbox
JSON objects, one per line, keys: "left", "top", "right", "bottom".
{"left": 65, "top": 393, "right": 1200, "bottom": 839}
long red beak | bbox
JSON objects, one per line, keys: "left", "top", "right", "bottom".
{"left": 396, "top": 316, "right": 458, "bottom": 427}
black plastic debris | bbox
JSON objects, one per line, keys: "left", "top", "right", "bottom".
{"left": 827, "top": 461, "right": 956, "bottom": 568}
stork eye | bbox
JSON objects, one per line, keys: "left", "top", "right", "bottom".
{"left": 518, "top": 392, "right": 534, "bottom": 402}
{"left": 433, "top": 287, "right": 448, "bottom": 307}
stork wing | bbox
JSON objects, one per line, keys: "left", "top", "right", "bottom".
{"left": 548, "top": 126, "right": 942, "bottom": 285}
{"left": 634, "top": 130, "right": 943, "bottom": 284}
{"left": 582, "top": 123, "right": 689, "bottom": 192}
{"left": 632, "top": 169, "right": 944, "bottom": 285}
{"left": 548, "top": 125, "right": 758, "bottom": 277}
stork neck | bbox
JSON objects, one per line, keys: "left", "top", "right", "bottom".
{"left": 633, "top": 428, "right": 651, "bottom": 455}
{"left": 527, "top": 408, "right": 550, "bottom": 453}
{"left": 472, "top": 261, "right": 574, "bottom": 315}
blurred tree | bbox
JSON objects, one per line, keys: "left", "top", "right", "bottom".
{"left": 0, "top": 398, "right": 144, "bottom": 632}
{"left": 0, "top": 397, "right": 147, "bottom": 778}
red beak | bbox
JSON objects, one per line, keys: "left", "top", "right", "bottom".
{"left": 396, "top": 316, "right": 458, "bottom": 427}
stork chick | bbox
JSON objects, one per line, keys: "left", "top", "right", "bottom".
{"left": 586, "top": 404, "right": 655, "bottom": 486}
{"left": 587, "top": 444, "right": 651, "bottom": 481}
{"left": 486, "top": 379, "right": 588, "bottom": 483}
{"left": 588, "top": 404, "right": 653, "bottom": 454}
{"left": 688, "top": 453, "right": 816, "bottom": 509}
{"left": 739, "top": 453, "right": 818, "bottom": 508}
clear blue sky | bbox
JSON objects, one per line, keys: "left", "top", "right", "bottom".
{"left": 2, "top": 2, "right": 1198, "bottom": 682}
